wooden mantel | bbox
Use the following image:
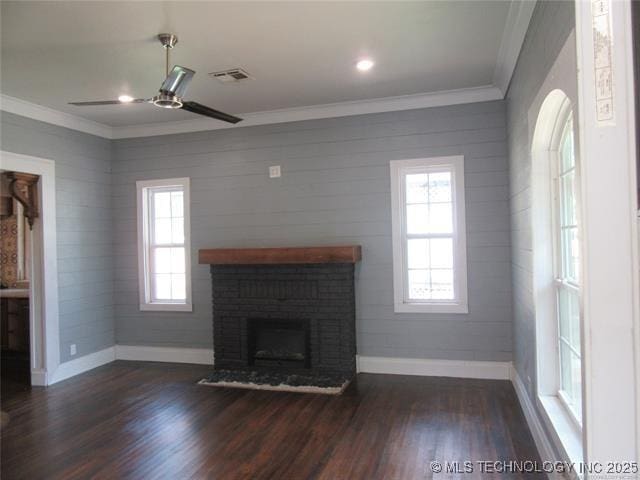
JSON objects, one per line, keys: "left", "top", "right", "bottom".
{"left": 198, "top": 246, "right": 362, "bottom": 265}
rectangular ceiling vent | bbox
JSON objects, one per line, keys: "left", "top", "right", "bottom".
{"left": 209, "top": 68, "right": 253, "bottom": 84}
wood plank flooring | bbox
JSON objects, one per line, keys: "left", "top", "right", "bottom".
{"left": 1, "top": 361, "right": 541, "bottom": 479}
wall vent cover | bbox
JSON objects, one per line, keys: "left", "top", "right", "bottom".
{"left": 209, "top": 68, "right": 253, "bottom": 83}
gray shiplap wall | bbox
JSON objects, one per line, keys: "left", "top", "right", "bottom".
{"left": 506, "top": 0, "right": 574, "bottom": 431}
{"left": 113, "top": 100, "right": 513, "bottom": 361}
{"left": 0, "top": 111, "right": 115, "bottom": 362}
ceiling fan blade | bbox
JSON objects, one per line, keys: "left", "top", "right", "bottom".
{"left": 181, "top": 101, "right": 243, "bottom": 124}
{"left": 160, "top": 66, "right": 195, "bottom": 98}
{"left": 69, "top": 99, "right": 148, "bottom": 106}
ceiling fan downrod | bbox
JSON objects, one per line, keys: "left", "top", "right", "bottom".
{"left": 153, "top": 33, "right": 184, "bottom": 108}
{"left": 157, "top": 33, "right": 178, "bottom": 77}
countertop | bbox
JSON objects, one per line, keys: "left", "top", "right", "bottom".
{"left": 0, "top": 289, "right": 29, "bottom": 298}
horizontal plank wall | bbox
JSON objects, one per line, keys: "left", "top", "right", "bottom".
{"left": 113, "top": 101, "right": 513, "bottom": 363}
{"left": 0, "top": 111, "right": 115, "bottom": 362}
{"left": 506, "top": 0, "right": 575, "bottom": 461}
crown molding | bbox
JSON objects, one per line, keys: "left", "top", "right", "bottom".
{"left": 0, "top": 94, "right": 113, "bottom": 138}
{"left": 493, "top": 0, "right": 537, "bottom": 96}
{"left": 110, "top": 85, "right": 503, "bottom": 139}
{"left": 1, "top": 85, "right": 503, "bottom": 140}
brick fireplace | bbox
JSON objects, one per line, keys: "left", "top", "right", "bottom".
{"left": 199, "top": 246, "right": 361, "bottom": 385}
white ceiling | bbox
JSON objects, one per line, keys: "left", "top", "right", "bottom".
{"left": 1, "top": 1, "right": 511, "bottom": 127}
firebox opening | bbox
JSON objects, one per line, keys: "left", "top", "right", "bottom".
{"left": 248, "top": 319, "right": 310, "bottom": 369}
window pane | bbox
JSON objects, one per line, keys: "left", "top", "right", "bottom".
{"left": 406, "top": 204, "right": 429, "bottom": 234}
{"left": 570, "top": 351, "right": 582, "bottom": 420}
{"left": 429, "top": 203, "right": 453, "bottom": 234}
{"left": 430, "top": 269, "right": 454, "bottom": 299}
{"left": 154, "top": 273, "right": 171, "bottom": 300}
{"left": 406, "top": 203, "right": 453, "bottom": 234}
{"left": 171, "top": 274, "right": 186, "bottom": 300}
{"left": 562, "top": 227, "right": 579, "bottom": 282}
{"left": 408, "top": 269, "right": 430, "bottom": 300}
{"left": 406, "top": 173, "right": 429, "bottom": 204}
{"left": 170, "top": 247, "right": 185, "bottom": 274}
{"left": 560, "top": 172, "right": 576, "bottom": 227}
{"left": 560, "top": 119, "right": 575, "bottom": 172}
{"left": 559, "top": 342, "right": 583, "bottom": 422}
{"left": 154, "top": 218, "right": 172, "bottom": 244}
{"left": 171, "top": 191, "right": 184, "bottom": 217}
{"left": 171, "top": 218, "right": 184, "bottom": 244}
{"left": 558, "top": 287, "right": 581, "bottom": 355}
{"left": 559, "top": 340, "right": 573, "bottom": 401}
{"left": 153, "top": 192, "right": 171, "bottom": 218}
{"left": 428, "top": 172, "right": 451, "bottom": 202}
{"left": 570, "top": 227, "right": 580, "bottom": 282}
{"left": 407, "top": 239, "right": 429, "bottom": 269}
{"left": 558, "top": 288, "right": 571, "bottom": 342}
{"left": 430, "top": 238, "right": 453, "bottom": 269}
{"left": 569, "top": 291, "right": 581, "bottom": 354}
{"left": 154, "top": 248, "right": 172, "bottom": 274}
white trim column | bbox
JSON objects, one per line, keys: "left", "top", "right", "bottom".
{"left": 574, "top": 0, "right": 639, "bottom": 465}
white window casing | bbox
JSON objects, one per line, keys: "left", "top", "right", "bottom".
{"left": 551, "top": 111, "right": 583, "bottom": 427}
{"left": 390, "top": 156, "right": 468, "bottom": 314}
{"left": 531, "top": 86, "right": 584, "bottom": 464}
{"left": 136, "top": 177, "right": 192, "bottom": 312}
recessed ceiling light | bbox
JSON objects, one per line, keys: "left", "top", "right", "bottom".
{"left": 118, "top": 95, "right": 134, "bottom": 103}
{"left": 356, "top": 59, "right": 375, "bottom": 72}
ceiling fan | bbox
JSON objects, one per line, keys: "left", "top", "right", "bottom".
{"left": 68, "top": 33, "right": 242, "bottom": 124}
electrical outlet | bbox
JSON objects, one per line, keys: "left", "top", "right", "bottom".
{"left": 70, "top": 344, "right": 77, "bottom": 356}
{"left": 269, "top": 165, "right": 281, "bottom": 178}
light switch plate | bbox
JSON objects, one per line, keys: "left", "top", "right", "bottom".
{"left": 269, "top": 165, "right": 281, "bottom": 178}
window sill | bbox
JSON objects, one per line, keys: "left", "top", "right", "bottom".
{"left": 538, "top": 395, "right": 583, "bottom": 473}
{"left": 140, "top": 303, "right": 193, "bottom": 312}
{"left": 394, "top": 302, "right": 468, "bottom": 314}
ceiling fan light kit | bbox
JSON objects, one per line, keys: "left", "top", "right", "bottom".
{"left": 152, "top": 93, "right": 183, "bottom": 109}
{"left": 68, "top": 33, "right": 242, "bottom": 124}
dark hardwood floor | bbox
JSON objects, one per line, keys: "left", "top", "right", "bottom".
{"left": 1, "top": 361, "right": 541, "bottom": 479}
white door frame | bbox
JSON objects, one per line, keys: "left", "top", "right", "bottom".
{"left": 574, "top": 0, "right": 639, "bottom": 464}
{"left": 0, "top": 150, "right": 59, "bottom": 385}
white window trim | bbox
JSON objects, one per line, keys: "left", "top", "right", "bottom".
{"left": 136, "top": 177, "right": 192, "bottom": 312}
{"left": 533, "top": 93, "right": 584, "bottom": 431}
{"left": 390, "top": 156, "right": 468, "bottom": 314}
{"left": 530, "top": 82, "right": 585, "bottom": 465}
{"left": 550, "top": 111, "right": 583, "bottom": 429}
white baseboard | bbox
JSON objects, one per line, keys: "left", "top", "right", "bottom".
{"left": 49, "top": 346, "right": 116, "bottom": 385}
{"left": 510, "top": 366, "right": 562, "bottom": 479}
{"left": 31, "top": 369, "right": 48, "bottom": 386}
{"left": 115, "top": 345, "right": 214, "bottom": 365}
{"left": 357, "top": 355, "right": 511, "bottom": 380}
{"left": 47, "top": 350, "right": 509, "bottom": 383}
{"left": 42, "top": 345, "right": 212, "bottom": 386}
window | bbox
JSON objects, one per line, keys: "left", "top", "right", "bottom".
{"left": 552, "top": 114, "right": 582, "bottom": 423}
{"left": 532, "top": 90, "right": 584, "bottom": 452}
{"left": 390, "top": 156, "right": 468, "bottom": 313}
{"left": 137, "top": 178, "right": 192, "bottom": 312}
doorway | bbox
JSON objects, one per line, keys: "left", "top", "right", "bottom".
{"left": 0, "top": 151, "right": 59, "bottom": 387}
{"left": 0, "top": 170, "right": 37, "bottom": 390}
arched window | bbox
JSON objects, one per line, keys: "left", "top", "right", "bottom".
{"left": 551, "top": 111, "right": 582, "bottom": 422}
{"left": 531, "top": 89, "right": 583, "bottom": 428}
